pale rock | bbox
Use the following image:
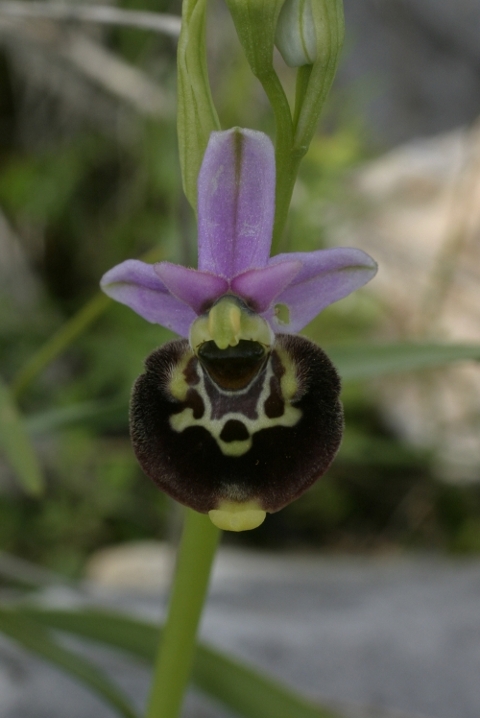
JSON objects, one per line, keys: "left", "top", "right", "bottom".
{"left": 328, "top": 126, "right": 480, "bottom": 480}
{"left": 85, "top": 540, "right": 174, "bottom": 591}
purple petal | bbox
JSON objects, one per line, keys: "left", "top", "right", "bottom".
{"left": 100, "top": 259, "right": 196, "bottom": 337}
{"left": 197, "top": 128, "right": 275, "bottom": 278}
{"left": 154, "top": 262, "right": 228, "bottom": 314}
{"left": 267, "top": 248, "right": 378, "bottom": 333}
{"left": 231, "top": 259, "right": 302, "bottom": 312}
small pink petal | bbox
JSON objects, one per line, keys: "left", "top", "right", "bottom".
{"left": 231, "top": 259, "right": 302, "bottom": 312}
{"left": 154, "top": 262, "right": 229, "bottom": 314}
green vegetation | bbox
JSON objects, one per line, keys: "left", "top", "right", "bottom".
{"left": 1, "top": 1, "right": 480, "bottom": 581}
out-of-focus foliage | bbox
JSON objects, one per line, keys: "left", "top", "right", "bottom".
{"left": 1, "top": 0, "right": 480, "bottom": 579}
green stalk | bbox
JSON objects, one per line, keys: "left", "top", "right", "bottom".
{"left": 11, "top": 246, "right": 164, "bottom": 399}
{"left": 145, "top": 509, "right": 221, "bottom": 718}
{"left": 293, "top": 0, "right": 345, "bottom": 153}
{"left": 256, "top": 69, "right": 298, "bottom": 252}
{"left": 12, "top": 293, "right": 111, "bottom": 399}
{"left": 293, "top": 65, "right": 313, "bottom": 133}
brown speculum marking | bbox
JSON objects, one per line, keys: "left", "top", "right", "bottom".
{"left": 197, "top": 340, "right": 267, "bottom": 390}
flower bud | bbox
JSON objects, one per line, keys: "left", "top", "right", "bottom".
{"left": 275, "top": 0, "right": 318, "bottom": 67}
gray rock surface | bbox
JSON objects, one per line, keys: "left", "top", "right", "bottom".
{"left": 339, "top": 0, "right": 480, "bottom": 145}
{"left": 1, "top": 550, "right": 480, "bottom": 718}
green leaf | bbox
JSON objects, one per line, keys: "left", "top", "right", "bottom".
{"left": 12, "top": 246, "right": 163, "bottom": 399}
{"left": 194, "top": 643, "right": 340, "bottom": 718}
{"left": 177, "top": 0, "right": 221, "bottom": 211}
{"left": 0, "top": 608, "right": 140, "bottom": 718}
{"left": 19, "top": 607, "right": 341, "bottom": 718}
{"left": 12, "top": 292, "right": 111, "bottom": 399}
{"left": 26, "top": 397, "right": 129, "bottom": 435}
{"left": 328, "top": 342, "right": 480, "bottom": 381}
{"left": 0, "top": 376, "right": 44, "bottom": 495}
{"left": 0, "top": 552, "right": 67, "bottom": 588}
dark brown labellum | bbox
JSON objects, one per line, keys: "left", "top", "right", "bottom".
{"left": 130, "top": 335, "right": 343, "bottom": 514}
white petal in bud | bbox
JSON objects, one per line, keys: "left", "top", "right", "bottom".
{"left": 275, "top": 0, "right": 318, "bottom": 67}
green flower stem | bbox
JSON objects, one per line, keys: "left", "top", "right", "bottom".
{"left": 293, "top": 65, "right": 313, "bottom": 133}
{"left": 272, "top": 146, "right": 305, "bottom": 254}
{"left": 145, "top": 509, "right": 221, "bottom": 718}
{"left": 293, "top": 58, "right": 338, "bottom": 153}
{"left": 256, "top": 69, "right": 299, "bottom": 252}
{"left": 293, "top": 0, "right": 345, "bottom": 154}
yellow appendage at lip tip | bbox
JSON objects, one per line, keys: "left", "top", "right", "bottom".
{"left": 208, "top": 500, "right": 266, "bottom": 532}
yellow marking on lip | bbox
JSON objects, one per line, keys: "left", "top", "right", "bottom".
{"left": 170, "top": 408, "right": 253, "bottom": 455}
{"left": 219, "top": 438, "right": 252, "bottom": 456}
{"left": 208, "top": 500, "right": 266, "bottom": 532}
{"left": 168, "top": 353, "right": 302, "bottom": 456}
{"left": 276, "top": 346, "right": 298, "bottom": 400}
{"left": 168, "top": 351, "right": 194, "bottom": 401}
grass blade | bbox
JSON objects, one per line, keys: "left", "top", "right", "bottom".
{"left": 0, "top": 608, "right": 140, "bottom": 718}
{"left": 0, "top": 376, "right": 43, "bottom": 495}
{"left": 328, "top": 342, "right": 480, "bottom": 381}
{"left": 17, "top": 607, "right": 341, "bottom": 718}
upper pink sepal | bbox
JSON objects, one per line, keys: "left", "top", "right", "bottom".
{"left": 100, "top": 131, "right": 377, "bottom": 338}
{"left": 197, "top": 128, "right": 275, "bottom": 278}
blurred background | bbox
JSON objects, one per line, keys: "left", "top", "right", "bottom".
{"left": 1, "top": 0, "right": 480, "bottom": 582}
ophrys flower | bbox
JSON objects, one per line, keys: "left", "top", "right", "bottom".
{"left": 101, "top": 128, "right": 376, "bottom": 531}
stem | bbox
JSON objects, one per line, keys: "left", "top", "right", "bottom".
{"left": 11, "top": 293, "right": 111, "bottom": 399}
{"left": 293, "top": 65, "right": 312, "bottom": 133}
{"left": 11, "top": 245, "right": 164, "bottom": 399}
{"left": 293, "top": 0, "right": 344, "bottom": 154}
{"left": 256, "top": 68, "right": 296, "bottom": 251}
{"left": 145, "top": 509, "right": 221, "bottom": 718}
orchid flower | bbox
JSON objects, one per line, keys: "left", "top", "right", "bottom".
{"left": 101, "top": 128, "right": 377, "bottom": 532}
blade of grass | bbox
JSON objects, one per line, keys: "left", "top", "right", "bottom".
{"left": 0, "top": 552, "right": 68, "bottom": 588}
{"left": 0, "top": 608, "right": 140, "bottom": 718}
{"left": 11, "top": 246, "right": 164, "bottom": 399}
{"left": 329, "top": 342, "right": 480, "bottom": 381}
{"left": 11, "top": 293, "right": 111, "bottom": 399}
{"left": 18, "top": 607, "right": 342, "bottom": 718}
{"left": 0, "top": 376, "right": 43, "bottom": 495}
{"left": 25, "top": 396, "right": 129, "bottom": 435}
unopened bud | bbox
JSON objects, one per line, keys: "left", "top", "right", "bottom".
{"left": 275, "top": 0, "right": 319, "bottom": 67}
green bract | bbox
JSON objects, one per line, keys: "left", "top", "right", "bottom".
{"left": 223, "top": 0, "right": 286, "bottom": 79}
{"left": 177, "top": 0, "right": 220, "bottom": 212}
